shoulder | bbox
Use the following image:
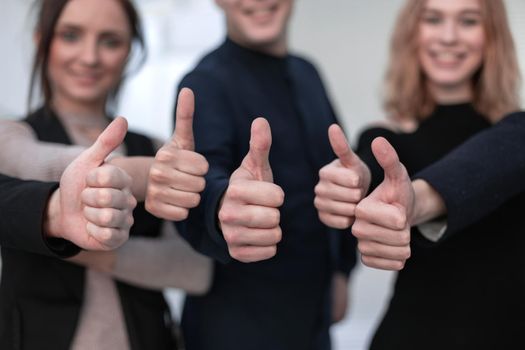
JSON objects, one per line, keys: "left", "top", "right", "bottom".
{"left": 500, "top": 110, "right": 525, "bottom": 127}
{"left": 356, "top": 118, "right": 416, "bottom": 150}
{"left": 288, "top": 54, "right": 322, "bottom": 77}
{"left": 181, "top": 45, "right": 231, "bottom": 85}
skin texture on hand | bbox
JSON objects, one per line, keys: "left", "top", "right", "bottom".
{"left": 218, "top": 117, "right": 285, "bottom": 263}
{"left": 44, "top": 117, "right": 137, "bottom": 251}
{"left": 145, "top": 88, "right": 209, "bottom": 221}
{"left": 352, "top": 137, "right": 414, "bottom": 271}
{"left": 315, "top": 124, "right": 371, "bottom": 229}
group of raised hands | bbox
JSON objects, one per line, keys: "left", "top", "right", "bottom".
{"left": 62, "top": 88, "right": 414, "bottom": 271}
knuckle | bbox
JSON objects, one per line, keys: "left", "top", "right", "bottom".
{"left": 393, "top": 260, "right": 405, "bottom": 271}
{"left": 223, "top": 229, "right": 239, "bottom": 245}
{"left": 269, "top": 209, "right": 280, "bottom": 227}
{"left": 271, "top": 227, "right": 282, "bottom": 244}
{"left": 395, "top": 214, "right": 408, "bottom": 230}
{"left": 351, "top": 221, "right": 362, "bottom": 237}
{"left": 97, "top": 188, "right": 113, "bottom": 207}
{"left": 275, "top": 187, "right": 285, "bottom": 206}
{"left": 155, "top": 148, "right": 173, "bottom": 162}
{"left": 319, "top": 166, "right": 329, "bottom": 179}
{"left": 229, "top": 246, "right": 246, "bottom": 262}
{"left": 402, "top": 247, "right": 411, "bottom": 260}
{"left": 338, "top": 217, "right": 352, "bottom": 229}
{"left": 357, "top": 241, "right": 370, "bottom": 254}
{"left": 100, "top": 209, "right": 115, "bottom": 226}
{"left": 354, "top": 202, "right": 366, "bottom": 219}
{"left": 265, "top": 246, "right": 277, "bottom": 259}
{"left": 149, "top": 167, "right": 166, "bottom": 183}
{"left": 400, "top": 230, "right": 411, "bottom": 245}
{"left": 188, "top": 193, "right": 201, "bottom": 208}
{"left": 128, "top": 195, "right": 137, "bottom": 209}
{"left": 126, "top": 215, "right": 134, "bottom": 229}
{"left": 218, "top": 208, "right": 235, "bottom": 224}
{"left": 361, "top": 254, "right": 372, "bottom": 267}
{"left": 313, "top": 197, "right": 323, "bottom": 210}
{"left": 227, "top": 184, "right": 243, "bottom": 201}
{"left": 147, "top": 185, "right": 162, "bottom": 200}
{"left": 96, "top": 169, "right": 112, "bottom": 187}
{"left": 196, "top": 177, "right": 206, "bottom": 192}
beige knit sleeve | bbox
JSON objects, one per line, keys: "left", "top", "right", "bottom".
{"left": 0, "top": 120, "right": 85, "bottom": 181}
{"left": 112, "top": 221, "right": 213, "bottom": 295}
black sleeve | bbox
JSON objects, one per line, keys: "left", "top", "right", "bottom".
{"left": 413, "top": 112, "right": 525, "bottom": 239}
{"left": 0, "top": 174, "right": 80, "bottom": 257}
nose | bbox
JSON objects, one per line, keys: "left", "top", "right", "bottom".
{"left": 79, "top": 38, "right": 99, "bottom": 66}
{"left": 439, "top": 20, "right": 458, "bottom": 45}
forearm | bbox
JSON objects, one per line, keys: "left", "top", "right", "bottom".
{"left": 410, "top": 179, "right": 446, "bottom": 226}
{"left": 0, "top": 120, "right": 84, "bottom": 181}
{"left": 113, "top": 234, "right": 213, "bottom": 294}
{"left": 66, "top": 223, "right": 213, "bottom": 294}
{"left": 109, "top": 156, "right": 153, "bottom": 201}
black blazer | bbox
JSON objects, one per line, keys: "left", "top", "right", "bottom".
{"left": 0, "top": 108, "right": 177, "bottom": 350}
{"left": 0, "top": 175, "right": 80, "bottom": 258}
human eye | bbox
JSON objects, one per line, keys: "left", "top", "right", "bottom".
{"left": 459, "top": 15, "right": 481, "bottom": 27}
{"left": 57, "top": 29, "right": 80, "bottom": 43}
{"left": 421, "top": 12, "right": 442, "bottom": 25}
{"left": 99, "top": 35, "right": 126, "bottom": 49}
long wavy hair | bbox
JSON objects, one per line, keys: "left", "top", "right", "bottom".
{"left": 384, "top": 0, "right": 521, "bottom": 122}
{"left": 28, "top": 0, "right": 146, "bottom": 113}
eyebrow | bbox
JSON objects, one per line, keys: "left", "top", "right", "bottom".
{"left": 422, "top": 8, "right": 482, "bottom": 16}
{"left": 56, "top": 22, "right": 129, "bottom": 36}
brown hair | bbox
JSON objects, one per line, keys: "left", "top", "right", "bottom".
{"left": 384, "top": 0, "right": 521, "bottom": 122}
{"left": 28, "top": 0, "right": 146, "bottom": 112}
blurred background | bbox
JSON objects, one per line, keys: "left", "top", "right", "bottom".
{"left": 1, "top": 0, "right": 524, "bottom": 348}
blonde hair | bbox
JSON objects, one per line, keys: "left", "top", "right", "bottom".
{"left": 384, "top": 0, "right": 521, "bottom": 122}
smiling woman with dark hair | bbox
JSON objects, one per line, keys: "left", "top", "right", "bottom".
{"left": 0, "top": 0, "right": 211, "bottom": 349}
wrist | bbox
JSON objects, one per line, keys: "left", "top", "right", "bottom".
{"left": 43, "top": 189, "right": 63, "bottom": 239}
{"left": 411, "top": 179, "right": 446, "bottom": 226}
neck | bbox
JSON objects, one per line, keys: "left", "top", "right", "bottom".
{"left": 51, "top": 95, "right": 107, "bottom": 122}
{"left": 229, "top": 34, "right": 288, "bottom": 58}
{"left": 429, "top": 82, "right": 472, "bottom": 105}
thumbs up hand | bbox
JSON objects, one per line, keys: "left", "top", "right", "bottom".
{"left": 314, "top": 124, "right": 371, "bottom": 229}
{"left": 352, "top": 137, "right": 414, "bottom": 271}
{"left": 145, "top": 88, "right": 209, "bottom": 221}
{"left": 219, "top": 118, "right": 285, "bottom": 263}
{"left": 49, "top": 117, "right": 137, "bottom": 250}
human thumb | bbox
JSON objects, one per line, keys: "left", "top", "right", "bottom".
{"left": 328, "top": 123, "right": 359, "bottom": 168}
{"left": 242, "top": 117, "right": 272, "bottom": 182}
{"left": 371, "top": 136, "right": 407, "bottom": 184}
{"left": 80, "top": 117, "right": 128, "bottom": 166}
{"left": 172, "top": 87, "right": 195, "bottom": 151}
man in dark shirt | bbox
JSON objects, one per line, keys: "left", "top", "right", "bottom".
{"left": 166, "top": 1, "right": 357, "bottom": 349}
{"left": 0, "top": 117, "right": 135, "bottom": 257}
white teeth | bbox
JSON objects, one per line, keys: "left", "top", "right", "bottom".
{"left": 252, "top": 8, "right": 272, "bottom": 16}
{"left": 431, "top": 51, "right": 463, "bottom": 63}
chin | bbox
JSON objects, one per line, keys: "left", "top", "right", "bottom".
{"left": 246, "top": 29, "right": 283, "bottom": 46}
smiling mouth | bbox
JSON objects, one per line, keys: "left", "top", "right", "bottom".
{"left": 243, "top": 4, "right": 278, "bottom": 22}
{"left": 72, "top": 73, "right": 101, "bottom": 85}
{"left": 428, "top": 50, "right": 467, "bottom": 67}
